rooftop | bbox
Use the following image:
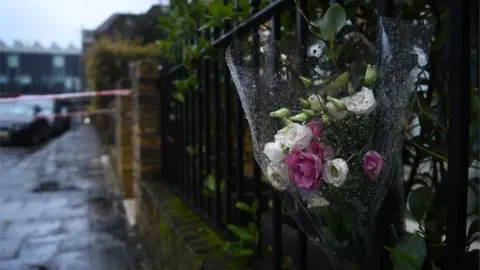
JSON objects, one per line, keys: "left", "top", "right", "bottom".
{"left": 0, "top": 40, "right": 81, "bottom": 55}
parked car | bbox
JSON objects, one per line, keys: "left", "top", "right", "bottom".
{"left": 51, "top": 100, "right": 72, "bottom": 135}
{"left": 0, "top": 102, "right": 52, "bottom": 146}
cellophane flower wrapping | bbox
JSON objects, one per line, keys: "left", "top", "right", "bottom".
{"left": 226, "top": 16, "right": 435, "bottom": 269}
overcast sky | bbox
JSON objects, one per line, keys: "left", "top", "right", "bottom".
{"left": 0, "top": 0, "right": 167, "bottom": 49}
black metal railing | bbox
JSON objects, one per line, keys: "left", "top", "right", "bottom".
{"left": 157, "top": 0, "right": 472, "bottom": 269}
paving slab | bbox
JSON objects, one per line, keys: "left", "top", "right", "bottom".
{"left": 0, "top": 237, "right": 24, "bottom": 260}
{"left": 0, "top": 125, "right": 133, "bottom": 269}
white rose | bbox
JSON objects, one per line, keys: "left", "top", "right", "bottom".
{"left": 263, "top": 140, "right": 285, "bottom": 163}
{"left": 274, "top": 132, "right": 285, "bottom": 143}
{"left": 307, "top": 194, "right": 330, "bottom": 208}
{"left": 282, "top": 123, "right": 312, "bottom": 151}
{"left": 326, "top": 102, "right": 348, "bottom": 121}
{"left": 342, "top": 87, "right": 377, "bottom": 116}
{"left": 324, "top": 158, "right": 349, "bottom": 187}
{"left": 267, "top": 163, "right": 290, "bottom": 191}
{"left": 308, "top": 94, "right": 324, "bottom": 112}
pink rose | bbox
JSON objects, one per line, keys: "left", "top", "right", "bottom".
{"left": 363, "top": 151, "right": 383, "bottom": 181}
{"left": 308, "top": 141, "right": 336, "bottom": 161}
{"left": 322, "top": 145, "right": 336, "bottom": 161}
{"left": 285, "top": 150, "right": 323, "bottom": 191}
{"left": 309, "top": 141, "right": 323, "bottom": 156}
{"left": 307, "top": 120, "right": 324, "bottom": 138}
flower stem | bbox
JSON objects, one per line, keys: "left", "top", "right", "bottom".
{"left": 409, "top": 140, "right": 448, "bottom": 162}
{"left": 346, "top": 153, "right": 358, "bottom": 163}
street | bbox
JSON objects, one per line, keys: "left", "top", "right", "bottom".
{"left": 0, "top": 125, "right": 133, "bottom": 270}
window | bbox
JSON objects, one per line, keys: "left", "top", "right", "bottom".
{"left": 0, "top": 75, "right": 8, "bottom": 84}
{"left": 74, "top": 77, "right": 81, "bottom": 91}
{"left": 53, "top": 55, "right": 65, "bottom": 68}
{"left": 64, "top": 77, "right": 73, "bottom": 90}
{"left": 7, "top": 55, "right": 19, "bottom": 68}
{"left": 15, "top": 75, "right": 32, "bottom": 85}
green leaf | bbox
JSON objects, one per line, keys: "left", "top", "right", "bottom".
{"left": 199, "top": 20, "right": 222, "bottom": 31}
{"left": 319, "top": 3, "right": 346, "bottom": 41}
{"left": 186, "top": 75, "right": 197, "bottom": 88}
{"left": 335, "top": 43, "right": 345, "bottom": 59}
{"left": 186, "top": 145, "right": 195, "bottom": 155}
{"left": 468, "top": 219, "right": 479, "bottom": 239}
{"left": 236, "top": 249, "right": 255, "bottom": 257}
{"left": 324, "top": 72, "right": 349, "bottom": 95}
{"left": 223, "top": 241, "right": 234, "bottom": 250}
{"left": 385, "top": 247, "right": 421, "bottom": 270}
{"left": 235, "top": 202, "right": 251, "bottom": 213}
{"left": 323, "top": 47, "right": 335, "bottom": 60}
{"left": 250, "top": 200, "right": 259, "bottom": 215}
{"left": 227, "top": 224, "right": 255, "bottom": 243}
{"left": 386, "top": 232, "right": 427, "bottom": 270}
{"left": 408, "top": 186, "right": 432, "bottom": 221}
{"left": 173, "top": 79, "right": 189, "bottom": 92}
{"left": 204, "top": 174, "right": 215, "bottom": 191}
{"left": 198, "top": 37, "right": 210, "bottom": 49}
{"left": 343, "top": 0, "right": 357, "bottom": 19}
{"left": 202, "top": 187, "right": 213, "bottom": 197}
{"left": 172, "top": 92, "right": 185, "bottom": 102}
{"left": 248, "top": 222, "right": 258, "bottom": 235}
{"left": 207, "top": 1, "right": 235, "bottom": 18}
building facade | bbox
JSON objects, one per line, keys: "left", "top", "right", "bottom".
{"left": 81, "top": 30, "right": 94, "bottom": 90}
{"left": 0, "top": 40, "right": 82, "bottom": 95}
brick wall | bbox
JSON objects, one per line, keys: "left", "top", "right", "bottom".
{"left": 115, "top": 94, "right": 134, "bottom": 198}
{"left": 136, "top": 180, "right": 250, "bottom": 270}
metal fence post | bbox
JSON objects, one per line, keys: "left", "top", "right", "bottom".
{"left": 445, "top": 0, "right": 471, "bottom": 268}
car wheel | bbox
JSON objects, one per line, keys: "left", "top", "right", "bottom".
{"left": 30, "top": 130, "right": 41, "bottom": 146}
{"left": 64, "top": 119, "right": 71, "bottom": 131}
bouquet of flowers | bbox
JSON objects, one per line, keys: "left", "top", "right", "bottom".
{"left": 227, "top": 10, "right": 435, "bottom": 269}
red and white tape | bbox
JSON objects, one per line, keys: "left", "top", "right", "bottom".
{"left": 0, "top": 89, "right": 132, "bottom": 103}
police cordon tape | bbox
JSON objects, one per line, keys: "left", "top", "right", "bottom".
{"left": 0, "top": 108, "right": 115, "bottom": 121}
{"left": 0, "top": 89, "right": 132, "bottom": 103}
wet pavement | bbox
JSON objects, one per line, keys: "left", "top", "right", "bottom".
{"left": 0, "top": 125, "right": 133, "bottom": 270}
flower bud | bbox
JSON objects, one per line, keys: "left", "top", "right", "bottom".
{"left": 321, "top": 114, "right": 330, "bottom": 125}
{"left": 325, "top": 72, "right": 349, "bottom": 92}
{"left": 308, "top": 94, "right": 325, "bottom": 112}
{"left": 277, "top": 125, "right": 291, "bottom": 134}
{"left": 364, "top": 65, "right": 377, "bottom": 86}
{"left": 302, "top": 109, "right": 316, "bottom": 116}
{"left": 269, "top": 108, "right": 290, "bottom": 118}
{"left": 326, "top": 96, "right": 347, "bottom": 110}
{"left": 299, "top": 98, "right": 310, "bottom": 108}
{"left": 348, "top": 82, "right": 355, "bottom": 95}
{"left": 299, "top": 76, "right": 313, "bottom": 87}
{"left": 283, "top": 118, "right": 293, "bottom": 127}
{"left": 289, "top": 113, "right": 309, "bottom": 122}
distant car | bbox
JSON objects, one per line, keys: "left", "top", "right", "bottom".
{"left": 0, "top": 102, "right": 52, "bottom": 146}
{"left": 52, "top": 101, "right": 72, "bottom": 135}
